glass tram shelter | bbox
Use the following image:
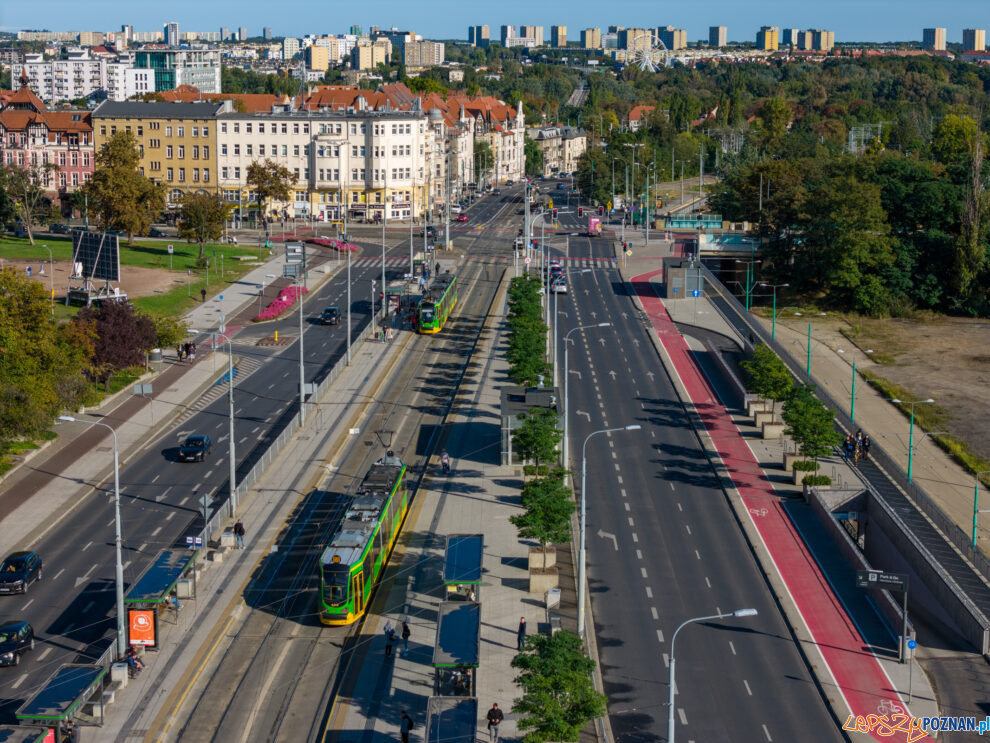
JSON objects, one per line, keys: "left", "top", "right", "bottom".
{"left": 443, "top": 534, "right": 483, "bottom": 601}
{"left": 124, "top": 549, "right": 198, "bottom": 644}
{"left": 0, "top": 726, "right": 49, "bottom": 743}
{"left": 16, "top": 664, "right": 109, "bottom": 736}
{"left": 432, "top": 602, "right": 480, "bottom": 696}
{"left": 425, "top": 697, "right": 477, "bottom": 743}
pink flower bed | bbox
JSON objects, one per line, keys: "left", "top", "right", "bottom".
{"left": 253, "top": 285, "right": 308, "bottom": 321}
{"left": 307, "top": 237, "right": 358, "bottom": 252}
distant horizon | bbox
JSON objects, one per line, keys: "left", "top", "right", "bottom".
{"left": 2, "top": 0, "right": 989, "bottom": 45}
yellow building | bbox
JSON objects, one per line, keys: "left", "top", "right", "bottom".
{"left": 92, "top": 100, "right": 226, "bottom": 208}
{"left": 306, "top": 45, "right": 330, "bottom": 72}
{"left": 756, "top": 25, "right": 779, "bottom": 51}
{"left": 351, "top": 39, "right": 392, "bottom": 71}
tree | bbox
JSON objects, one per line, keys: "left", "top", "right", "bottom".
{"left": 246, "top": 158, "right": 297, "bottom": 225}
{"left": 932, "top": 114, "right": 977, "bottom": 166}
{"left": 75, "top": 301, "right": 156, "bottom": 387}
{"left": 510, "top": 474, "right": 574, "bottom": 568}
{"left": 741, "top": 345, "right": 793, "bottom": 413}
{"left": 176, "top": 192, "right": 232, "bottom": 261}
{"left": 782, "top": 384, "right": 842, "bottom": 463}
{"left": 511, "top": 631, "right": 607, "bottom": 743}
{"left": 148, "top": 313, "right": 189, "bottom": 348}
{"left": 513, "top": 407, "right": 562, "bottom": 470}
{"left": 524, "top": 135, "right": 544, "bottom": 177}
{"left": 1, "top": 162, "right": 58, "bottom": 245}
{"left": 474, "top": 139, "right": 493, "bottom": 183}
{"left": 84, "top": 131, "right": 165, "bottom": 243}
{"left": 752, "top": 97, "right": 791, "bottom": 154}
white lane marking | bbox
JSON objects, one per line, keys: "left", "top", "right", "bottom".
{"left": 685, "top": 525, "right": 692, "bottom": 535}
{"left": 11, "top": 673, "right": 27, "bottom": 690}
{"left": 628, "top": 517, "right": 634, "bottom": 526}
{"left": 614, "top": 463, "right": 620, "bottom": 471}
{"left": 151, "top": 526, "right": 162, "bottom": 537}
{"left": 611, "top": 451, "right": 617, "bottom": 460}
{"left": 38, "top": 647, "right": 52, "bottom": 660}
{"left": 705, "top": 577, "right": 712, "bottom": 588}
{"left": 53, "top": 569, "right": 65, "bottom": 581}
{"left": 640, "top": 567, "right": 648, "bottom": 578}
{"left": 617, "top": 476, "right": 623, "bottom": 484}
{"left": 729, "top": 641, "right": 737, "bottom": 655}
{"left": 620, "top": 489, "right": 627, "bottom": 498}
{"left": 179, "top": 497, "right": 189, "bottom": 506}
{"left": 663, "top": 652, "right": 669, "bottom": 668}
{"left": 636, "top": 550, "right": 643, "bottom": 560}
{"left": 677, "top": 502, "right": 683, "bottom": 512}
{"left": 152, "top": 474, "right": 160, "bottom": 483}
{"left": 651, "top": 607, "right": 659, "bottom": 620}
{"left": 632, "top": 533, "right": 638, "bottom": 542}
{"left": 669, "top": 482, "right": 675, "bottom": 490}
{"left": 763, "top": 724, "right": 773, "bottom": 741}
{"left": 744, "top": 679, "right": 753, "bottom": 696}
{"left": 138, "top": 543, "right": 147, "bottom": 553}
{"left": 695, "top": 550, "right": 701, "bottom": 560}
{"left": 166, "top": 512, "right": 175, "bottom": 521}
{"left": 624, "top": 502, "right": 630, "bottom": 512}
{"left": 657, "top": 629, "right": 665, "bottom": 643}
{"left": 107, "top": 519, "right": 114, "bottom": 527}
{"left": 82, "top": 541, "right": 92, "bottom": 551}
{"left": 252, "top": 426, "right": 261, "bottom": 433}
{"left": 240, "top": 436, "right": 248, "bottom": 444}
{"left": 22, "top": 598, "right": 34, "bottom": 610}
{"left": 609, "top": 440, "right": 614, "bottom": 448}
{"left": 678, "top": 709, "right": 688, "bottom": 726}
{"left": 645, "top": 586, "right": 653, "bottom": 598}
{"left": 123, "top": 561, "right": 131, "bottom": 571}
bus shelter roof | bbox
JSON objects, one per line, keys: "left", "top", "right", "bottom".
{"left": 432, "top": 602, "right": 480, "bottom": 668}
{"left": 425, "top": 697, "right": 477, "bottom": 743}
{"left": 443, "top": 534, "right": 483, "bottom": 586}
{"left": 0, "top": 726, "right": 49, "bottom": 743}
{"left": 124, "top": 549, "right": 196, "bottom": 604}
{"left": 16, "top": 664, "right": 107, "bottom": 722}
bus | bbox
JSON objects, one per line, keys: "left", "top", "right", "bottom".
{"left": 419, "top": 273, "right": 457, "bottom": 334}
{"left": 319, "top": 457, "right": 409, "bottom": 626}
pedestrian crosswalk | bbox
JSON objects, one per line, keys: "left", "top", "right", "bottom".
{"left": 348, "top": 256, "right": 617, "bottom": 269}
{"left": 173, "top": 355, "right": 264, "bottom": 428}
{"left": 350, "top": 257, "right": 413, "bottom": 268}
{"left": 554, "top": 258, "right": 617, "bottom": 268}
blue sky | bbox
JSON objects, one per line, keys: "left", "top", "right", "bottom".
{"left": 3, "top": 0, "right": 988, "bottom": 43}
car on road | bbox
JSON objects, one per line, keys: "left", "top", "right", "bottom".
{"left": 148, "top": 227, "right": 167, "bottom": 237}
{"left": 551, "top": 279, "right": 568, "bottom": 294}
{"left": 0, "top": 621, "right": 34, "bottom": 667}
{"left": 0, "top": 552, "right": 42, "bottom": 594}
{"left": 321, "top": 306, "right": 340, "bottom": 325}
{"left": 493, "top": 189, "right": 501, "bottom": 195}
{"left": 556, "top": 183, "right": 566, "bottom": 190}
{"left": 49, "top": 223, "right": 70, "bottom": 234}
{"left": 421, "top": 225, "right": 437, "bottom": 239}
{"left": 178, "top": 435, "right": 212, "bottom": 462}
{"left": 456, "top": 214, "right": 468, "bottom": 222}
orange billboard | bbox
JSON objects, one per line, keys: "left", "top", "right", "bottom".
{"left": 128, "top": 609, "right": 157, "bottom": 647}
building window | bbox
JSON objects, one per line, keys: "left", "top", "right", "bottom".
{"left": 352, "top": 145, "right": 357, "bottom": 157}
{"left": 293, "top": 123, "right": 299, "bottom": 134}
{"left": 222, "top": 167, "right": 229, "bottom": 179}
{"left": 178, "top": 145, "right": 185, "bottom": 159}
{"left": 246, "top": 144, "right": 253, "bottom": 156}
{"left": 221, "top": 123, "right": 228, "bottom": 133}
{"left": 192, "top": 126, "right": 199, "bottom": 137}
{"left": 193, "top": 168, "right": 199, "bottom": 182}
{"left": 281, "top": 145, "right": 287, "bottom": 156}
{"left": 100, "top": 125, "right": 106, "bottom": 136}
{"left": 166, "top": 145, "right": 173, "bottom": 158}
{"left": 351, "top": 168, "right": 357, "bottom": 180}
{"left": 234, "top": 167, "right": 240, "bottom": 179}
{"left": 281, "top": 123, "right": 287, "bottom": 134}
{"left": 71, "top": 173, "right": 78, "bottom": 186}
{"left": 178, "top": 168, "right": 185, "bottom": 182}
{"left": 293, "top": 145, "right": 299, "bottom": 156}
{"left": 193, "top": 146, "right": 199, "bottom": 159}
{"left": 137, "top": 126, "right": 143, "bottom": 136}
{"left": 258, "top": 123, "right": 265, "bottom": 134}
{"left": 167, "top": 167, "right": 173, "bottom": 181}
{"left": 203, "top": 145, "right": 209, "bottom": 158}
{"left": 259, "top": 144, "right": 265, "bottom": 156}
{"left": 177, "top": 126, "right": 184, "bottom": 137}
{"left": 203, "top": 168, "right": 210, "bottom": 183}
{"left": 203, "top": 126, "right": 209, "bottom": 137}
{"left": 233, "top": 144, "right": 240, "bottom": 155}
{"left": 350, "top": 124, "right": 357, "bottom": 134}
{"left": 221, "top": 144, "right": 227, "bottom": 155}
{"left": 166, "top": 126, "right": 172, "bottom": 136}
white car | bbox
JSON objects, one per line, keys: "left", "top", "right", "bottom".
{"left": 551, "top": 279, "right": 568, "bottom": 294}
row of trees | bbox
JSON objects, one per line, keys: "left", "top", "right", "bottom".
{"left": 506, "top": 275, "right": 550, "bottom": 386}
{"left": 0, "top": 271, "right": 187, "bottom": 449}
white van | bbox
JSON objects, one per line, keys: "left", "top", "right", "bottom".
{"left": 450, "top": 203, "right": 463, "bottom": 214}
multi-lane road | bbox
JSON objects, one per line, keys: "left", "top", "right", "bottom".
{"left": 549, "top": 211, "right": 843, "bottom": 742}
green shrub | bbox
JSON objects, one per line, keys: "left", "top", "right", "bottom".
{"left": 792, "top": 459, "right": 820, "bottom": 472}
{"left": 802, "top": 474, "right": 832, "bottom": 486}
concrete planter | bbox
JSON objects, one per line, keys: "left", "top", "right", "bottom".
{"left": 792, "top": 466, "right": 819, "bottom": 485}
{"left": 762, "top": 423, "right": 785, "bottom": 440}
{"left": 746, "top": 400, "right": 769, "bottom": 417}
{"left": 754, "top": 411, "right": 778, "bottom": 428}
{"left": 529, "top": 566, "right": 559, "bottom": 594}
{"left": 782, "top": 452, "right": 803, "bottom": 472}
{"left": 529, "top": 545, "right": 557, "bottom": 570}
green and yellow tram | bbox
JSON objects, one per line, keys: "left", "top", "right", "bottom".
{"left": 319, "top": 455, "right": 409, "bottom": 626}
{"left": 418, "top": 273, "right": 457, "bottom": 334}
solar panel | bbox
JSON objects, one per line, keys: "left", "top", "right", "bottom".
{"left": 71, "top": 230, "right": 120, "bottom": 282}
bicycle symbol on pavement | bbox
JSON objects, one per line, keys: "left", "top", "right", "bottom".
{"left": 749, "top": 507, "right": 768, "bottom": 518}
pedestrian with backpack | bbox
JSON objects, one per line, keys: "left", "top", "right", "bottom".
{"left": 400, "top": 711, "right": 413, "bottom": 743}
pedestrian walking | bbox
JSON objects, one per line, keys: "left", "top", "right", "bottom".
{"left": 435, "top": 261, "right": 441, "bottom": 275}
{"left": 440, "top": 450, "right": 450, "bottom": 475}
{"left": 384, "top": 619, "right": 395, "bottom": 657}
{"left": 486, "top": 703, "right": 504, "bottom": 742}
{"left": 401, "top": 620, "right": 411, "bottom": 656}
{"left": 201, "top": 288, "right": 207, "bottom": 303}
{"left": 176, "top": 344, "right": 184, "bottom": 362}
{"left": 862, "top": 434, "right": 872, "bottom": 461}
{"left": 517, "top": 617, "right": 526, "bottom": 650}
{"left": 400, "top": 711, "right": 413, "bottom": 743}
{"left": 234, "top": 519, "right": 246, "bottom": 549}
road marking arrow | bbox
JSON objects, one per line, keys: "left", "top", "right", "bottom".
{"left": 576, "top": 410, "right": 591, "bottom": 421}
{"left": 633, "top": 339, "right": 640, "bottom": 347}
{"left": 569, "top": 370, "right": 582, "bottom": 379}
{"left": 609, "top": 370, "right": 617, "bottom": 380}
{"left": 597, "top": 529, "right": 619, "bottom": 550}
{"left": 646, "top": 371, "right": 655, "bottom": 381}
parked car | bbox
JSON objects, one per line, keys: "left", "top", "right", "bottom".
{"left": 49, "top": 223, "right": 69, "bottom": 234}
{"left": 450, "top": 204, "right": 463, "bottom": 214}
{"left": 178, "top": 435, "right": 212, "bottom": 462}
{"left": 321, "top": 306, "right": 340, "bottom": 325}
{"left": 0, "top": 552, "right": 42, "bottom": 595}
{"left": 456, "top": 214, "right": 468, "bottom": 222}
{"left": 148, "top": 227, "right": 167, "bottom": 238}
{"left": 0, "top": 621, "right": 34, "bottom": 667}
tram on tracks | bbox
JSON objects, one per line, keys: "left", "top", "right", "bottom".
{"left": 418, "top": 273, "right": 457, "bottom": 334}
{"left": 319, "top": 454, "right": 409, "bottom": 625}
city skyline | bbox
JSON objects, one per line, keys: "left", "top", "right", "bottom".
{"left": 3, "top": 0, "right": 990, "bottom": 44}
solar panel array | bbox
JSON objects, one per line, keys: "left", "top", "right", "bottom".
{"left": 71, "top": 230, "right": 120, "bottom": 282}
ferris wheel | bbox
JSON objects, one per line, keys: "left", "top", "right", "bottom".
{"left": 630, "top": 31, "right": 671, "bottom": 72}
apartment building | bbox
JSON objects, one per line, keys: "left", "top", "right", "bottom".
{"left": 756, "top": 26, "right": 780, "bottom": 51}
{"left": 519, "top": 26, "right": 544, "bottom": 47}
{"left": 165, "top": 22, "right": 180, "bottom": 47}
{"left": 500, "top": 25, "right": 515, "bottom": 45}
{"left": 351, "top": 39, "right": 392, "bottom": 71}
{"left": 811, "top": 29, "right": 835, "bottom": 52}
{"left": 92, "top": 100, "right": 225, "bottom": 207}
{"left": 133, "top": 49, "right": 222, "bottom": 93}
{"left": 618, "top": 28, "right": 651, "bottom": 51}
{"left": 283, "top": 37, "right": 301, "bottom": 59}
{"left": 404, "top": 41, "right": 445, "bottom": 70}
{"left": 551, "top": 26, "right": 567, "bottom": 48}
{"left": 22, "top": 50, "right": 107, "bottom": 103}
{"left": 709, "top": 26, "right": 727, "bottom": 48}
{"left": 581, "top": 28, "right": 602, "bottom": 49}
{"left": 923, "top": 27, "right": 946, "bottom": 51}
{"left": 106, "top": 63, "right": 154, "bottom": 101}
{"left": 306, "top": 45, "right": 330, "bottom": 72}
{"left": 526, "top": 125, "right": 586, "bottom": 176}
{"left": 0, "top": 72, "right": 94, "bottom": 203}
{"left": 469, "top": 25, "right": 490, "bottom": 47}
{"left": 963, "top": 28, "right": 986, "bottom": 52}
{"left": 658, "top": 26, "right": 687, "bottom": 51}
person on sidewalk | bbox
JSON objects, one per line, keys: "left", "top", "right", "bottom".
{"left": 862, "top": 434, "right": 872, "bottom": 461}
{"left": 440, "top": 450, "right": 450, "bottom": 475}
{"left": 401, "top": 620, "right": 411, "bottom": 656}
{"left": 201, "top": 288, "right": 207, "bottom": 303}
{"left": 486, "top": 702, "right": 504, "bottom": 742}
{"left": 400, "top": 711, "right": 413, "bottom": 743}
{"left": 517, "top": 617, "right": 526, "bottom": 650}
{"left": 384, "top": 619, "right": 395, "bottom": 657}
{"left": 234, "top": 519, "right": 246, "bottom": 549}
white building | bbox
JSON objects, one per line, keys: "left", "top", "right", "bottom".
{"left": 22, "top": 50, "right": 107, "bottom": 103}
{"left": 283, "top": 37, "right": 300, "bottom": 59}
{"left": 106, "top": 63, "right": 154, "bottom": 101}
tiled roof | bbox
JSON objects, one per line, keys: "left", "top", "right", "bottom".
{"left": 160, "top": 87, "right": 287, "bottom": 113}
{"left": 628, "top": 105, "right": 655, "bottom": 122}
{"left": 0, "top": 109, "right": 92, "bottom": 133}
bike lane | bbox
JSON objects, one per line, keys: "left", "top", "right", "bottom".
{"left": 632, "top": 268, "right": 918, "bottom": 743}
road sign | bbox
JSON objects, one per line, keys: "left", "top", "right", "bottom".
{"left": 907, "top": 638, "right": 917, "bottom": 650}
{"left": 167, "top": 244, "right": 174, "bottom": 254}
{"left": 856, "top": 569, "right": 908, "bottom": 591}
{"left": 626, "top": 250, "right": 632, "bottom": 256}
{"left": 607, "top": 201, "right": 612, "bottom": 211}
{"left": 524, "top": 257, "right": 532, "bottom": 265}
{"left": 691, "top": 289, "right": 701, "bottom": 297}
{"left": 185, "top": 536, "right": 203, "bottom": 548}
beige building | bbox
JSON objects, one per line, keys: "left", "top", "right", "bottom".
{"left": 581, "top": 28, "right": 602, "bottom": 49}
{"left": 923, "top": 27, "right": 946, "bottom": 51}
{"left": 658, "top": 26, "right": 687, "bottom": 51}
{"left": 519, "top": 25, "right": 544, "bottom": 46}
{"left": 404, "top": 40, "right": 445, "bottom": 69}
{"left": 551, "top": 26, "right": 567, "bottom": 47}
{"left": 92, "top": 100, "right": 225, "bottom": 208}
{"left": 351, "top": 39, "right": 392, "bottom": 71}
{"left": 811, "top": 29, "right": 835, "bottom": 51}
{"left": 709, "top": 26, "right": 727, "bottom": 48}
{"left": 619, "top": 28, "right": 651, "bottom": 51}
{"left": 306, "top": 45, "right": 330, "bottom": 72}
{"left": 756, "top": 26, "right": 779, "bottom": 51}
{"left": 527, "top": 126, "right": 586, "bottom": 176}
{"left": 963, "top": 28, "right": 986, "bottom": 52}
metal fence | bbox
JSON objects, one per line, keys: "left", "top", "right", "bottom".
{"left": 700, "top": 263, "right": 990, "bottom": 597}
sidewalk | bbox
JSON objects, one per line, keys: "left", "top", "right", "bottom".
{"left": 328, "top": 273, "right": 595, "bottom": 741}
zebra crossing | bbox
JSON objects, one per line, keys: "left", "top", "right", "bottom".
{"left": 173, "top": 354, "right": 264, "bottom": 428}
{"left": 348, "top": 257, "right": 617, "bottom": 269}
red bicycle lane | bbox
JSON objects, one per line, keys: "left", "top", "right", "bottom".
{"left": 632, "top": 268, "right": 918, "bottom": 743}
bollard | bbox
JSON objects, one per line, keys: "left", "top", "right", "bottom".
{"left": 274, "top": 330, "right": 278, "bottom": 342}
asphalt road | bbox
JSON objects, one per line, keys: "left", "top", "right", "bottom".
{"left": 549, "top": 209, "right": 844, "bottom": 742}
{"left": 0, "top": 189, "right": 519, "bottom": 724}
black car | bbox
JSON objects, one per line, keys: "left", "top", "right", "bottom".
{"left": 178, "top": 435, "right": 212, "bottom": 462}
{"left": 0, "top": 552, "right": 42, "bottom": 594}
{"left": 49, "top": 223, "right": 69, "bottom": 234}
{"left": 321, "top": 306, "right": 340, "bottom": 325}
{"left": 0, "top": 621, "right": 34, "bottom": 667}
{"left": 148, "top": 227, "right": 167, "bottom": 237}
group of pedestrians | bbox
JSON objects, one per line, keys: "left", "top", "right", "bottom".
{"left": 383, "top": 618, "right": 411, "bottom": 658}
{"left": 843, "top": 429, "right": 872, "bottom": 465}
{"left": 175, "top": 342, "right": 197, "bottom": 363}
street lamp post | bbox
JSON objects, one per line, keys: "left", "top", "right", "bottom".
{"left": 667, "top": 609, "right": 758, "bottom": 743}
{"left": 346, "top": 244, "right": 352, "bottom": 364}
{"left": 579, "top": 424, "right": 641, "bottom": 636}
{"left": 735, "top": 259, "right": 761, "bottom": 311}
{"left": 298, "top": 276, "right": 306, "bottom": 423}
{"left": 759, "top": 282, "right": 788, "bottom": 340}
{"left": 58, "top": 416, "right": 127, "bottom": 657}
{"left": 973, "top": 471, "right": 990, "bottom": 547}
{"left": 890, "top": 398, "right": 935, "bottom": 482}
{"left": 42, "top": 243, "right": 54, "bottom": 318}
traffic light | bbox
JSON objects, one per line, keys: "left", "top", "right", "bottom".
{"left": 598, "top": 205, "right": 604, "bottom": 216}
{"left": 552, "top": 208, "right": 558, "bottom": 220}
{"left": 577, "top": 206, "right": 583, "bottom": 217}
